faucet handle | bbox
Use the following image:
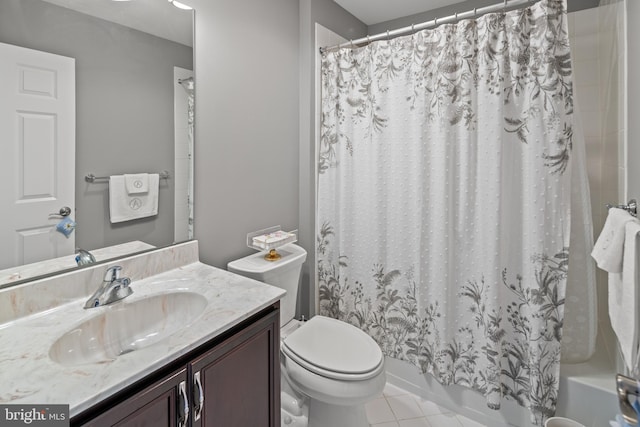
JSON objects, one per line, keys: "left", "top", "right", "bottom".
{"left": 104, "top": 266, "right": 122, "bottom": 282}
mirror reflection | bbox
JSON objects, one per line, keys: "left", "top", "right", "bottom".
{"left": 0, "top": 0, "right": 194, "bottom": 286}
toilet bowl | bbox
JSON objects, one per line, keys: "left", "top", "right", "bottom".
{"left": 228, "top": 243, "right": 385, "bottom": 427}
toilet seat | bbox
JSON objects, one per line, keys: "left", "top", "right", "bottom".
{"left": 282, "top": 316, "right": 384, "bottom": 381}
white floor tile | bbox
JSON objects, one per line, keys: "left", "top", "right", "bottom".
{"left": 366, "top": 397, "right": 397, "bottom": 424}
{"left": 456, "top": 414, "right": 486, "bottom": 427}
{"left": 387, "top": 395, "right": 424, "bottom": 420}
{"left": 398, "top": 417, "right": 432, "bottom": 427}
{"left": 414, "top": 396, "right": 452, "bottom": 416}
{"left": 367, "top": 382, "right": 485, "bottom": 427}
{"left": 425, "top": 413, "right": 463, "bottom": 427}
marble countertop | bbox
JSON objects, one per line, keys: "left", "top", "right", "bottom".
{"left": 0, "top": 261, "right": 285, "bottom": 417}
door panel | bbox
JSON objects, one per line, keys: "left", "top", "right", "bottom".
{"left": 18, "top": 112, "right": 57, "bottom": 199}
{"left": 78, "top": 367, "right": 186, "bottom": 427}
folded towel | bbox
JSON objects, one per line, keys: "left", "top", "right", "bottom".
{"left": 608, "top": 220, "right": 640, "bottom": 374}
{"left": 124, "top": 173, "right": 149, "bottom": 194}
{"left": 592, "top": 208, "right": 637, "bottom": 273}
{"left": 109, "top": 174, "right": 159, "bottom": 223}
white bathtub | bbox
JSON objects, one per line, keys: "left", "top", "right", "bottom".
{"left": 384, "top": 335, "right": 619, "bottom": 427}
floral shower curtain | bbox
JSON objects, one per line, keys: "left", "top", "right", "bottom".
{"left": 317, "top": 0, "right": 581, "bottom": 423}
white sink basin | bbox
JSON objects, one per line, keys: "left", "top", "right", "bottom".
{"left": 49, "top": 291, "right": 207, "bottom": 366}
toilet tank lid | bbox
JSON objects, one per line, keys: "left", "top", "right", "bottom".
{"left": 227, "top": 243, "right": 307, "bottom": 274}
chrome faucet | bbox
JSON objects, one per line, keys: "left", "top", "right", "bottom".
{"left": 75, "top": 249, "right": 96, "bottom": 266}
{"left": 84, "top": 266, "right": 133, "bottom": 309}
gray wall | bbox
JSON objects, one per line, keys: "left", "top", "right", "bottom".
{"left": 190, "top": 0, "right": 301, "bottom": 269}
{"left": 369, "top": 0, "right": 600, "bottom": 34}
{"left": 0, "top": 0, "right": 192, "bottom": 251}
{"left": 188, "top": 0, "right": 363, "bottom": 321}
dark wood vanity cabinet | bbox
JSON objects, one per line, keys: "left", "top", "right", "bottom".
{"left": 190, "top": 306, "right": 280, "bottom": 427}
{"left": 73, "top": 304, "right": 280, "bottom": 427}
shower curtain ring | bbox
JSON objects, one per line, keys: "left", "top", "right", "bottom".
{"left": 504, "top": 0, "right": 508, "bottom": 9}
{"left": 411, "top": 23, "right": 415, "bottom": 33}
{"left": 474, "top": 7, "right": 477, "bottom": 17}
{"left": 434, "top": 17, "right": 438, "bottom": 26}
{"left": 386, "top": 30, "right": 390, "bottom": 40}
{"left": 366, "top": 35, "right": 371, "bottom": 44}
{"left": 454, "top": 12, "right": 458, "bottom": 22}
{"left": 350, "top": 39, "right": 354, "bottom": 49}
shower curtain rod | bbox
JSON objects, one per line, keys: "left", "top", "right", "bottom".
{"left": 319, "top": 0, "right": 536, "bottom": 54}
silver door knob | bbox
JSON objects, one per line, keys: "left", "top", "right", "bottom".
{"left": 50, "top": 206, "right": 71, "bottom": 217}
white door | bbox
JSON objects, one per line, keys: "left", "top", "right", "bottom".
{"left": 0, "top": 42, "right": 75, "bottom": 270}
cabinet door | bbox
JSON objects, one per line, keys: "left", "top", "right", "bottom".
{"left": 78, "top": 368, "right": 188, "bottom": 427}
{"left": 191, "top": 309, "right": 280, "bottom": 427}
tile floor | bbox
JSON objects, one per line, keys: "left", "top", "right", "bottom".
{"left": 366, "top": 383, "right": 487, "bottom": 427}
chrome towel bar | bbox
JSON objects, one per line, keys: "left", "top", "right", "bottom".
{"left": 606, "top": 199, "right": 637, "bottom": 217}
{"left": 85, "top": 170, "right": 170, "bottom": 183}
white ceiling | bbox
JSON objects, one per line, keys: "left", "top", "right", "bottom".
{"left": 334, "top": 0, "right": 468, "bottom": 25}
{"left": 40, "top": 0, "right": 193, "bottom": 47}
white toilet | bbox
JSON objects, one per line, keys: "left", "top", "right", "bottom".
{"left": 228, "top": 243, "right": 386, "bottom": 427}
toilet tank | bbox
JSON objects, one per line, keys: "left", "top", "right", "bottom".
{"left": 227, "top": 244, "right": 307, "bottom": 326}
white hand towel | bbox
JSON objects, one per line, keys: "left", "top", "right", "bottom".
{"left": 592, "top": 208, "right": 637, "bottom": 273}
{"left": 124, "top": 173, "right": 149, "bottom": 194}
{"left": 109, "top": 174, "right": 159, "bottom": 223}
{"left": 608, "top": 219, "right": 640, "bottom": 374}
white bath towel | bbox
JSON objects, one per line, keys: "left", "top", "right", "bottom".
{"left": 109, "top": 174, "right": 159, "bottom": 223}
{"left": 608, "top": 220, "right": 640, "bottom": 375}
{"left": 124, "top": 173, "right": 149, "bottom": 194}
{"left": 592, "top": 208, "right": 637, "bottom": 273}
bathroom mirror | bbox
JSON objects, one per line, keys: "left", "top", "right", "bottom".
{"left": 0, "top": 0, "right": 194, "bottom": 287}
